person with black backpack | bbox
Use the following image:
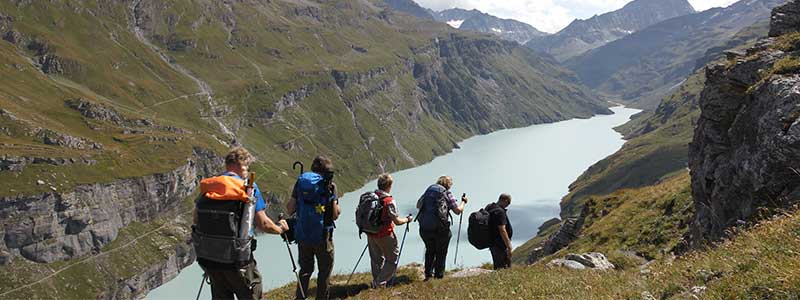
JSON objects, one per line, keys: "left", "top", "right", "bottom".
{"left": 192, "top": 147, "right": 289, "bottom": 300}
{"left": 286, "top": 155, "right": 341, "bottom": 300}
{"left": 359, "top": 173, "right": 413, "bottom": 288}
{"left": 486, "top": 193, "right": 513, "bottom": 269}
{"left": 415, "top": 175, "right": 468, "bottom": 280}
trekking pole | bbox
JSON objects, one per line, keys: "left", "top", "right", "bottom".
{"left": 345, "top": 243, "right": 369, "bottom": 294}
{"left": 195, "top": 273, "right": 209, "bottom": 300}
{"left": 279, "top": 213, "right": 305, "bottom": 300}
{"left": 454, "top": 193, "right": 466, "bottom": 265}
{"left": 391, "top": 217, "right": 412, "bottom": 286}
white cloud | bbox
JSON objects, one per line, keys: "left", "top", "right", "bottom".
{"left": 415, "top": 0, "right": 740, "bottom": 33}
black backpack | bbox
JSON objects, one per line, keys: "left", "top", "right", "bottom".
{"left": 192, "top": 195, "right": 255, "bottom": 269}
{"left": 356, "top": 191, "right": 387, "bottom": 236}
{"left": 468, "top": 208, "right": 492, "bottom": 250}
{"left": 418, "top": 184, "right": 451, "bottom": 230}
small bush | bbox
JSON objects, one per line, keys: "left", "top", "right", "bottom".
{"left": 773, "top": 32, "right": 800, "bottom": 52}
{"left": 773, "top": 56, "right": 800, "bottom": 75}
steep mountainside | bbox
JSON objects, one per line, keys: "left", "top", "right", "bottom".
{"left": 689, "top": 1, "right": 800, "bottom": 243}
{"left": 434, "top": 8, "right": 548, "bottom": 44}
{"left": 0, "top": 0, "right": 608, "bottom": 298}
{"left": 382, "top": 0, "right": 434, "bottom": 20}
{"left": 525, "top": 0, "right": 695, "bottom": 62}
{"left": 568, "top": 0, "right": 784, "bottom": 109}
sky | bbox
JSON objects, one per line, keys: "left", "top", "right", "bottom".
{"left": 414, "top": 0, "right": 740, "bottom": 33}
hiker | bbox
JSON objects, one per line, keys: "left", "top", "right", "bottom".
{"left": 192, "top": 147, "right": 289, "bottom": 300}
{"left": 487, "top": 193, "right": 513, "bottom": 270}
{"left": 366, "top": 173, "right": 413, "bottom": 288}
{"left": 287, "top": 155, "right": 341, "bottom": 300}
{"left": 416, "top": 175, "right": 467, "bottom": 280}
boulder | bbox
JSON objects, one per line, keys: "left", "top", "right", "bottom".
{"left": 565, "top": 252, "right": 615, "bottom": 270}
{"left": 547, "top": 258, "right": 586, "bottom": 270}
{"left": 547, "top": 252, "right": 615, "bottom": 270}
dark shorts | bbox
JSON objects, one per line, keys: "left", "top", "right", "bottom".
{"left": 206, "top": 260, "right": 262, "bottom": 300}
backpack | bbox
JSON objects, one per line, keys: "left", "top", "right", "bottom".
{"left": 467, "top": 208, "right": 492, "bottom": 250}
{"left": 355, "top": 191, "right": 387, "bottom": 236}
{"left": 192, "top": 175, "right": 255, "bottom": 269}
{"left": 294, "top": 172, "right": 334, "bottom": 243}
{"left": 418, "top": 184, "right": 451, "bottom": 231}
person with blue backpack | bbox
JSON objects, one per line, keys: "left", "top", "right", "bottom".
{"left": 286, "top": 155, "right": 340, "bottom": 300}
{"left": 415, "top": 175, "right": 468, "bottom": 281}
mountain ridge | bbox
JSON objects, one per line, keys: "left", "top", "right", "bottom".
{"left": 526, "top": 0, "right": 695, "bottom": 61}
{"left": 567, "top": 0, "right": 785, "bottom": 109}
{"left": 433, "top": 8, "right": 548, "bottom": 44}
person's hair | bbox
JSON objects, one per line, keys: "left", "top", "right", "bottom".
{"left": 436, "top": 175, "right": 453, "bottom": 190}
{"left": 377, "top": 173, "right": 393, "bottom": 191}
{"left": 499, "top": 193, "right": 512, "bottom": 203}
{"left": 311, "top": 155, "right": 333, "bottom": 173}
{"left": 225, "top": 147, "right": 253, "bottom": 167}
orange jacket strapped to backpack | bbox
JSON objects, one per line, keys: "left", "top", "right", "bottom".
{"left": 200, "top": 175, "right": 249, "bottom": 201}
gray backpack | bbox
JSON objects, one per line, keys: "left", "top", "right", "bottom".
{"left": 356, "top": 191, "right": 387, "bottom": 236}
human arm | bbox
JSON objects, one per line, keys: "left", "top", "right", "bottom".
{"left": 332, "top": 199, "right": 341, "bottom": 221}
{"left": 387, "top": 200, "right": 412, "bottom": 225}
{"left": 450, "top": 193, "right": 468, "bottom": 215}
{"left": 286, "top": 182, "right": 298, "bottom": 215}
{"left": 498, "top": 224, "right": 512, "bottom": 257}
{"left": 255, "top": 210, "right": 289, "bottom": 234}
{"left": 287, "top": 197, "right": 297, "bottom": 215}
{"left": 330, "top": 183, "right": 341, "bottom": 221}
{"left": 393, "top": 214, "right": 413, "bottom": 225}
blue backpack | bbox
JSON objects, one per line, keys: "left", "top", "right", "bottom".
{"left": 417, "top": 184, "right": 451, "bottom": 231}
{"left": 294, "top": 172, "right": 334, "bottom": 243}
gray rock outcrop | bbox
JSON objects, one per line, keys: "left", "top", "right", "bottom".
{"left": 689, "top": 0, "right": 800, "bottom": 243}
{"left": 548, "top": 252, "right": 615, "bottom": 270}
{"left": 527, "top": 207, "right": 587, "bottom": 264}
{"left": 770, "top": 0, "right": 800, "bottom": 37}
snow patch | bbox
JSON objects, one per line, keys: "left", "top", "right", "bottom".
{"left": 447, "top": 19, "right": 465, "bottom": 28}
{"left": 491, "top": 27, "right": 503, "bottom": 33}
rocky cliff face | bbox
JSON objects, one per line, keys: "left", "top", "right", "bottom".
{"left": 689, "top": 0, "right": 800, "bottom": 243}
{"left": 0, "top": 148, "right": 220, "bottom": 265}
{"left": 526, "top": 0, "right": 695, "bottom": 61}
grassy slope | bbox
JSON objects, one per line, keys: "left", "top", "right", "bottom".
{"left": 0, "top": 0, "right": 605, "bottom": 198}
{"left": 268, "top": 173, "right": 800, "bottom": 299}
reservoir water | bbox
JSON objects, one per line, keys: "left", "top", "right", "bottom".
{"left": 147, "top": 106, "right": 640, "bottom": 299}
